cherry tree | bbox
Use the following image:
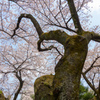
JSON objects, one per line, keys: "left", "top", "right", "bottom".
{"left": 0, "top": 0, "right": 100, "bottom": 100}
{"left": 0, "top": 43, "right": 50, "bottom": 100}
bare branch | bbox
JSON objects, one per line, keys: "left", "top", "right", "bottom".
{"left": 66, "top": 0, "right": 85, "bottom": 25}
{"left": 14, "top": 71, "right": 24, "bottom": 100}
{"left": 67, "top": 0, "right": 83, "bottom": 34}
{"left": 38, "top": 41, "right": 63, "bottom": 56}
{"left": 92, "top": 33, "right": 100, "bottom": 42}
{"left": 93, "top": 65, "right": 100, "bottom": 67}
{"left": 37, "top": 30, "right": 69, "bottom": 51}
{"left": 59, "top": 0, "right": 66, "bottom": 27}
{"left": 84, "top": 56, "right": 100, "bottom": 74}
{"left": 8, "top": 0, "right": 20, "bottom": 3}
{"left": 42, "top": 0, "right": 61, "bottom": 26}
{"left": 11, "top": 14, "right": 43, "bottom": 38}
{"left": 0, "top": 29, "right": 12, "bottom": 37}
{"left": 82, "top": 72, "right": 99, "bottom": 95}
{"left": 48, "top": 23, "right": 77, "bottom": 33}
{"left": 82, "top": 53, "right": 100, "bottom": 98}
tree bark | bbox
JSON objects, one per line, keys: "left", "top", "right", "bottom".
{"left": 34, "top": 34, "right": 88, "bottom": 100}
{"left": 53, "top": 35, "right": 88, "bottom": 100}
{"left": 67, "top": 0, "right": 83, "bottom": 34}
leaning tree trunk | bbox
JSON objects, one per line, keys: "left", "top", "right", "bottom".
{"left": 53, "top": 35, "right": 88, "bottom": 100}
{"left": 34, "top": 35, "right": 88, "bottom": 100}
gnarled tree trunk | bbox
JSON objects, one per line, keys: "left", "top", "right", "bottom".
{"left": 34, "top": 35, "right": 88, "bottom": 100}
{"left": 53, "top": 35, "right": 88, "bottom": 100}
{"left": 11, "top": 1, "right": 100, "bottom": 99}
{"left": 13, "top": 12, "right": 100, "bottom": 100}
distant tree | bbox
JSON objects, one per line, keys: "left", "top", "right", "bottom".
{"left": 79, "top": 83, "right": 94, "bottom": 100}
{"left": 0, "top": 43, "right": 47, "bottom": 100}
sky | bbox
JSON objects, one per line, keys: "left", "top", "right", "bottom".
{"left": 88, "top": 0, "right": 100, "bottom": 26}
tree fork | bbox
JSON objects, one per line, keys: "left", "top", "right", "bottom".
{"left": 66, "top": 0, "right": 83, "bottom": 34}
{"left": 11, "top": 13, "right": 43, "bottom": 38}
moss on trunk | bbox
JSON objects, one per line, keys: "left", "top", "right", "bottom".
{"left": 0, "top": 91, "right": 6, "bottom": 100}
{"left": 53, "top": 35, "right": 88, "bottom": 100}
{"left": 34, "top": 35, "right": 88, "bottom": 100}
{"left": 34, "top": 75, "right": 55, "bottom": 100}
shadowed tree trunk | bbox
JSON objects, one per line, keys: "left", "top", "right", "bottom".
{"left": 34, "top": 33, "right": 89, "bottom": 100}
{"left": 33, "top": 31, "right": 100, "bottom": 100}
{"left": 53, "top": 35, "right": 88, "bottom": 100}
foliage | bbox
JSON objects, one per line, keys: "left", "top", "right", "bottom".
{"left": 0, "top": 90, "right": 5, "bottom": 100}
{"left": 0, "top": 91, "right": 2, "bottom": 94}
{"left": 79, "top": 83, "right": 94, "bottom": 100}
{"left": 30, "top": 94, "right": 35, "bottom": 100}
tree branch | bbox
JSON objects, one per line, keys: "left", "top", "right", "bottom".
{"left": 37, "top": 30, "right": 69, "bottom": 51}
{"left": 47, "top": 23, "right": 77, "bottom": 33}
{"left": 67, "top": 0, "right": 83, "bottom": 34}
{"left": 82, "top": 72, "right": 99, "bottom": 95}
{"left": 14, "top": 71, "right": 24, "bottom": 100}
{"left": 99, "top": 80, "right": 100, "bottom": 97}
{"left": 92, "top": 33, "right": 100, "bottom": 42}
{"left": 11, "top": 13, "right": 43, "bottom": 38}
{"left": 84, "top": 56, "right": 100, "bottom": 74}
{"left": 66, "top": 0, "right": 85, "bottom": 26}
{"left": 81, "top": 31, "right": 100, "bottom": 43}
{"left": 38, "top": 40, "right": 63, "bottom": 56}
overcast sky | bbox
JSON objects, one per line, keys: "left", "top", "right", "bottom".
{"left": 88, "top": 0, "right": 100, "bottom": 26}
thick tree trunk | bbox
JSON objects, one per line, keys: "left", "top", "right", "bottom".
{"left": 53, "top": 35, "right": 88, "bottom": 100}
{"left": 95, "top": 95, "right": 100, "bottom": 100}
{"left": 34, "top": 35, "right": 88, "bottom": 100}
{"left": 34, "top": 75, "right": 55, "bottom": 100}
